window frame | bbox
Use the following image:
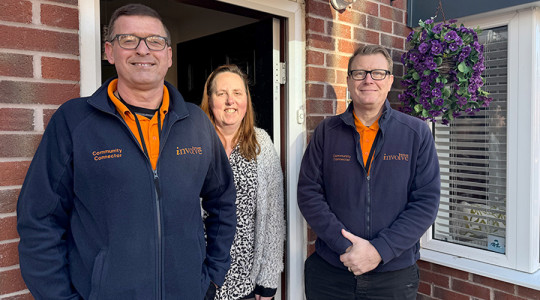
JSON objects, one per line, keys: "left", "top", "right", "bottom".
{"left": 420, "top": 3, "right": 540, "bottom": 289}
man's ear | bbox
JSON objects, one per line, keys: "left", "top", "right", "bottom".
{"left": 104, "top": 42, "right": 115, "bottom": 65}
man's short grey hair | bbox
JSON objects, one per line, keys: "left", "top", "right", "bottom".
{"left": 347, "top": 45, "right": 393, "bottom": 74}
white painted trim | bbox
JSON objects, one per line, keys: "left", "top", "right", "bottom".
{"left": 79, "top": 0, "right": 101, "bottom": 96}
{"left": 78, "top": 1, "right": 306, "bottom": 298}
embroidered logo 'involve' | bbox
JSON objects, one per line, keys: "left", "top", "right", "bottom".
{"left": 177, "top": 146, "right": 203, "bottom": 155}
{"left": 383, "top": 153, "right": 409, "bottom": 161}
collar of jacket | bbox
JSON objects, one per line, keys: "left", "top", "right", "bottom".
{"left": 339, "top": 99, "right": 392, "bottom": 131}
{"left": 86, "top": 77, "right": 190, "bottom": 121}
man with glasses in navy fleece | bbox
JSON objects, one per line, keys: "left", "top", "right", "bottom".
{"left": 17, "top": 4, "right": 236, "bottom": 299}
{"left": 298, "top": 45, "right": 440, "bottom": 299}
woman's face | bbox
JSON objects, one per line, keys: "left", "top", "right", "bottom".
{"left": 209, "top": 72, "right": 248, "bottom": 132}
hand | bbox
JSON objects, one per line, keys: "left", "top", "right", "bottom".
{"left": 339, "top": 229, "right": 382, "bottom": 275}
{"left": 255, "top": 295, "right": 273, "bottom": 300}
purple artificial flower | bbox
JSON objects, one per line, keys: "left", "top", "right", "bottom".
{"left": 433, "top": 98, "right": 444, "bottom": 106}
{"left": 449, "top": 43, "right": 459, "bottom": 51}
{"left": 444, "top": 30, "right": 458, "bottom": 41}
{"left": 409, "top": 51, "right": 421, "bottom": 63}
{"left": 420, "top": 80, "right": 431, "bottom": 90}
{"left": 421, "top": 31, "right": 428, "bottom": 41}
{"left": 419, "top": 42, "right": 430, "bottom": 54}
{"left": 431, "top": 40, "right": 443, "bottom": 55}
{"left": 457, "top": 96, "right": 468, "bottom": 107}
{"left": 454, "top": 37, "right": 463, "bottom": 46}
{"left": 430, "top": 110, "right": 442, "bottom": 117}
{"left": 449, "top": 19, "right": 458, "bottom": 24}
{"left": 435, "top": 82, "right": 444, "bottom": 89}
{"left": 406, "top": 31, "right": 414, "bottom": 42}
{"left": 425, "top": 19, "right": 434, "bottom": 25}
{"left": 452, "top": 111, "right": 462, "bottom": 118}
{"left": 432, "top": 88, "right": 442, "bottom": 98}
{"left": 432, "top": 24, "right": 443, "bottom": 34}
{"left": 426, "top": 61, "right": 437, "bottom": 70}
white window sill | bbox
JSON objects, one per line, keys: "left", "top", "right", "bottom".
{"left": 420, "top": 249, "right": 540, "bottom": 291}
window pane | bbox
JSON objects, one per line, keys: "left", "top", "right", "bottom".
{"left": 433, "top": 26, "right": 508, "bottom": 253}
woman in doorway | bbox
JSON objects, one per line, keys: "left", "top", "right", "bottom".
{"left": 201, "top": 64, "right": 285, "bottom": 300}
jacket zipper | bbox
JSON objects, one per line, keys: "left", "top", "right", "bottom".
{"left": 153, "top": 169, "right": 162, "bottom": 300}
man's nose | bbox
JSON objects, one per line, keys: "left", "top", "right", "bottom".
{"left": 136, "top": 39, "right": 150, "bottom": 54}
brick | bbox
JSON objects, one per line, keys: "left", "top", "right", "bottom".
{"left": 0, "top": 53, "right": 33, "bottom": 78}
{"left": 0, "top": 108, "right": 34, "bottom": 131}
{"left": 326, "top": 53, "right": 349, "bottom": 70}
{"left": 307, "top": 66, "right": 336, "bottom": 83}
{"left": 472, "top": 274, "right": 515, "bottom": 294}
{"left": 336, "top": 100, "right": 348, "bottom": 114}
{"left": 307, "top": 17, "right": 325, "bottom": 34}
{"left": 394, "top": 23, "right": 411, "bottom": 38}
{"left": 337, "top": 10, "right": 365, "bottom": 26}
{"left": 416, "top": 294, "right": 437, "bottom": 300}
{"left": 432, "top": 286, "right": 470, "bottom": 300}
{"left": 367, "top": 16, "right": 392, "bottom": 33}
{"left": 307, "top": 33, "right": 335, "bottom": 51}
{"left": 381, "top": 33, "right": 404, "bottom": 50}
{"left": 353, "top": 28, "right": 379, "bottom": 45}
{"left": 307, "top": 115, "right": 324, "bottom": 132}
{"left": 1, "top": 292, "right": 34, "bottom": 300}
{"left": 307, "top": 99, "right": 334, "bottom": 115}
{"left": 432, "top": 264, "right": 469, "bottom": 280}
{"left": 307, "top": 50, "right": 324, "bottom": 66}
{"left": 452, "top": 278, "right": 491, "bottom": 299}
{"left": 329, "top": 85, "right": 347, "bottom": 100}
{"left": 517, "top": 285, "right": 540, "bottom": 299}
{"left": 0, "top": 25, "right": 78, "bottom": 55}
{"left": 381, "top": 5, "right": 403, "bottom": 22}
{"left": 339, "top": 40, "right": 357, "bottom": 54}
{"left": 41, "top": 4, "right": 79, "bottom": 30}
{"left": 306, "top": 0, "right": 334, "bottom": 19}
{"left": 0, "top": 216, "right": 19, "bottom": 240}
{"left": 0, "top": 242, "right": 20, "bottom": 267}
{"left": 336, "top": 70, "right": 348, "bottom": 85}
{"left": 41, "top": 57, "right": 80, "bottom": 81}
{"left": 356, "top": 0, "right": 379, "bottom": 16}
{"left": 0, "top": 0, "right": 32, "bottom": 23}
{"left": 494, "top": 290, "right": 528, "bottom": 300}
{"left": 307, "top": 83, "right": 325, "bottom": 98}
{"left": 0, "top": 189, "right": 21, "bottom": 214}
{"left": 0, "top": 134, "right": 43, "bottom": 158}
{"left": 419, "top": 269, "right": 450, "bottom": 288}
{"left": 327, "top": 22, "right": 352, "bottom": 39}
{"left": 393, "top": 63, "right": 403, "bottom": 77}
{"left": 0, "top": 81, "right": 80, "bottom": 105}
{"left": 417, "top": 260, "right": 432, "bottom": 271}
{"left": 0, "top": 268, "right": 28, "bottom": 295}
{"left": 418, "top": 280, "right": 431, "bottom": 295}
{"left": 0, "top": 161, "right": 31, "bottom": 186}
{"left": 43, "top": 109, "right": 57, "bottom": 129}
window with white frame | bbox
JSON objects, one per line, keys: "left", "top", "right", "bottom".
{"left": 433, "top": 25, "right": 508, "bottom": 254}
{"left": 421, "top": 5, "right": 540, "bottom": 284}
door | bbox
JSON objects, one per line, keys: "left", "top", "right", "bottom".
{"left": 177, "top": 18, "right": 277, "bottom": 139}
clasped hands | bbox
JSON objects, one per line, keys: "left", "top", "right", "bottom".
{"left": 339, "top": 229, "right": 382, "bottom": 276}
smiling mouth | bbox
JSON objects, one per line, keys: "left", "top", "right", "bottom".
{"left": 225, "top": 109, "right": 237, "bottom": 113}
{"left": 131, "top": 63, "right": 154, "bottom": 67}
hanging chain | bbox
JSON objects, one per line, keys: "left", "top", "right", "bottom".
{"left": 434, "top": 0, "right": 447, "bottom": 23}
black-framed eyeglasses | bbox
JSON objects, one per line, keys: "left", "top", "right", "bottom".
{"left": 109, "top": 34, "right": 170, "bottom": 51}
{"left": 348, "top": 69, "right": 391, "bottom": 81}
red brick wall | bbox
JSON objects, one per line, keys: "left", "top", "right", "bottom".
{"left": 0, "top": 0, "right": 78, "bottom": 298}
{"left": 304, "top": 0, "right": 539, "bottom": 299}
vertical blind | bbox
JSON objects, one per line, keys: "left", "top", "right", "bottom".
{"left": 433, "top": 26, "right": 508, "bottom": 253}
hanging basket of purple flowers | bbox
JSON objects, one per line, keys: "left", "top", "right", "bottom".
{"left": 398, "top": 18, "right": 492, "bottom": 125}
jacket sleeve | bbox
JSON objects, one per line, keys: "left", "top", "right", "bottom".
{"left": 255, "top": 131, "right": 285, "bottom": 289}
{"left": 297, "top": 123, "right": 353, "bottom": 255}
{"left": 199, "top": 121, "right": 237, "bottom": 287}
{"left": 16, "top": 110, "right": 82, "bottom": 299}
{"left": 370, "top": 124, "right": 441, "bottom": 264}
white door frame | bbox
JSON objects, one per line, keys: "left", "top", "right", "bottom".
{"left": 79, "top": 1, "right": 307, "bottom": 299}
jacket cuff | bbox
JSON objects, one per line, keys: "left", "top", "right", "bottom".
{"left": 254, "top": 284, "right": 277, "bottom": 298}
{"left": 370, "top": 237, "right": 393, "bottom": 264}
